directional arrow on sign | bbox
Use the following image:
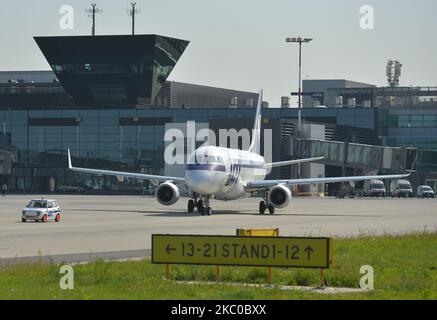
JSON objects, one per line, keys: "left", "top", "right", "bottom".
{"left": 166, "top": 244, "right": 176, "bottom": 254}
{"left": 304, "top": 246, "right": 314, "bottom": 260}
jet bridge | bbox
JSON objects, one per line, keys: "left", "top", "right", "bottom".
{"left": 288, "top": 138, "right": 417, "bottom": 173}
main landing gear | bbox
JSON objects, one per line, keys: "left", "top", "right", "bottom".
{"left": 187, "top": 195, "right": 212, "bottom": 216}
{"left": 259, "top": 193, "right": 275, "bottom": 215}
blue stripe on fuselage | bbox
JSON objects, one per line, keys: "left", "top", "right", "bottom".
{"left": 186, "top": 163, "right": 265, "bottom": 172}
{"left": 186, "top": 164, "right": 226, "bottom": 172}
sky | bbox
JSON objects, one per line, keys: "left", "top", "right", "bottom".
{"left": 0, "top": 0, "right": 436, "bottom": 106}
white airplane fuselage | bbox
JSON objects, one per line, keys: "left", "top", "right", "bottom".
{"left": 185, "top": 146, "right": 266, "bottom": 201}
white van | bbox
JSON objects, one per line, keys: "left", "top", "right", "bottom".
{"left": 390, "top": 179, "right": 413, "bottom": 198}
{"left": 363, "top": 179, "right": 386, "bottom": 197}
{"left": 416, "top": 185, "right": 435, "bottom": 198}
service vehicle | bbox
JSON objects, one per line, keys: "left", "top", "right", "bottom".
{"left": 390, "top": 179, "right": 413, "bottom": 198}
{"left": 59, "top": 185, "right": 84, "bottom": 193}
{"left": 416, "top": 185, "right": 435, "bottom": 198}
{"left": 363, "top": 179, "right": 386, "bottom": 197}
{"left": 21, "top": 199, "right": 61, "bottom": 223}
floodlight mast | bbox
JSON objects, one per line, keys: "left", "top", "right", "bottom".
{"left": 286, "top": 36, "right": 313, "bottom": 179}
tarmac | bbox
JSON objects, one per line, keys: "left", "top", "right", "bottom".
{"left": 0, "top": 194, "right": 436, "bottom": 264}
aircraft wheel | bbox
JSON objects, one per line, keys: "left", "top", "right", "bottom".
{"left": 268, "top": 204, "right": 275, "bottom": 215}
{"left": 196, "top": 200, "right": 203, "bottom": 214}
{"left": 206, "top": 207, "right": 212, "bottom": 216}
{"left": 188, "top": 199, "right": 195, "bottom": 213}
{"left": 200, "top": 206, "right": 207, "bottom": 215}
{"left": 259, "top": 201, "right": 266, "bottom": 215}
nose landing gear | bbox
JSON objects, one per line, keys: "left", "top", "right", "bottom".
{"left": 188, "top": 195, "right": 212, "bottom": 216}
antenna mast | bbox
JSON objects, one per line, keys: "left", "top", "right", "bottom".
{"left": 85, "top": 3, "right": 103, "bottom": 36}
{"left": 128, "top": 2, "right": 140, "bottom": 35}
{"left": 386, "top": 60, "right": 402, "bottom": 88}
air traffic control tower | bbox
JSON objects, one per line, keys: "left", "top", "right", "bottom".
{"left": 34, "top": 35, "right": 189, "bottom": 106}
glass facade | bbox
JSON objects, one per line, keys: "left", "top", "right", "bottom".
{"left": 2, "top": 107, "right": 378, "bottom": 192}
{"left": 378, "top": 107, "right": 437, "bottom": 173}
{"left": 34, "top": 35, "right": 189, "bottom": 105}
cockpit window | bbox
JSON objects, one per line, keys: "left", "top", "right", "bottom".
{"left": 187, "top": 149, "right": 225, "bottom": 165}
{"left": 193, "top": 152, "right": 219, "bottom": 164}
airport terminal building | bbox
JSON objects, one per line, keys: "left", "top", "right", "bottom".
{"left": 0, "top": 34, "right": 435, "bottom": 193}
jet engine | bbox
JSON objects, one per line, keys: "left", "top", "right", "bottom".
{"left": 156, "top": 182, "right": 180, "bottom": 206}
{"left": 267, "top": 184, "right": 292, "bottom": 209}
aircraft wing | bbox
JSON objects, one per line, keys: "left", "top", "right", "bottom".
{"left": 265, "top": 157, "right": 324, "bottom": 169}
{"left": 247, "top": 174, "right": 411, "bottom": 189}
{"left": 67, "top": 149, "right": 185, "bottom": 184}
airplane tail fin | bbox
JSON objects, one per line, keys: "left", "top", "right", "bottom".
{"left": 67, "top": 149, "right": 73, "bottom": 169}
{"left": 248, "top": 89, "right": 263, "bottom": 155}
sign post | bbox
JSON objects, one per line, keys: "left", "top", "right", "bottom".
{"left": 237, "top": 228, "right": 280, "bottom": 284}
{"left": 152, "top": 234, "right": 332, "bottom": 270}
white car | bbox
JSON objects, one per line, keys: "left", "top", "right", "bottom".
{"left": 21, "top": 199, "right": 61, "bottom": 223}
{"left": 416, "top": 185, "right": 435, "bottom": 198}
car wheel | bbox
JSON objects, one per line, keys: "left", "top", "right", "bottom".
{"left": 41, "top": 214, "right": 47, "bottom": 223}
{"left": 21, "top": 218, "right": 26, "bottom": 223}
{"left": 55, "top": 214, "right": 61, "bottom": 222}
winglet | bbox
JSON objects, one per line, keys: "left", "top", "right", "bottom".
{"left": 67, "top": 149, "right": 73, "bottom": 169}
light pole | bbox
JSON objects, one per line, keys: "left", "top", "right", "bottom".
{"left": 286, "top": 36, "right": 312, "bottom": 179}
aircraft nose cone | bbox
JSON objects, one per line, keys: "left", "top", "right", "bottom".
{"left": 186, "top": 170, "right": 222, "bottom": 195}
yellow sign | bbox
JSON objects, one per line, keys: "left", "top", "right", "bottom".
{"left": 152, "top": 235, "right": 332, "bottom": 269}
{"left": 236, "top": 228, "right": 279, "bottom": 237}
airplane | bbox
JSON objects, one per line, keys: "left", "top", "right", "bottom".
{"left": 67, "top": 90, "right": 409, "bottom": 216}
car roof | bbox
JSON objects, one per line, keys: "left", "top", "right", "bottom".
{"left": 30, "top": 199, "right": 56, "bottom": 201}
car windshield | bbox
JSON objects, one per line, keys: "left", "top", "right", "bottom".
{"left": 399, "top": 184, "right": 411, "bottom": 189}
{"left": 27, "top": 200, "right": 47, "bottom": 208}
{"left": 372, "top": 184, "right": 385, "bottom": 190}
{"left": 422, "top": 186, "right": 432, "bottom": 191}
